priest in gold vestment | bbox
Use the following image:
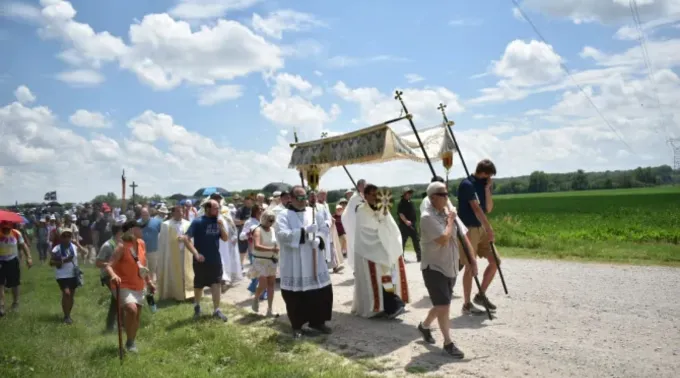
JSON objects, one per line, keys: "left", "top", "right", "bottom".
{"left": 157, "top": 205, "right": 194, "bottom": 301}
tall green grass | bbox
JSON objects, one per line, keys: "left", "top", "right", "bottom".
{"left": 334, "top": 187, "right": 680, "bottom": 265}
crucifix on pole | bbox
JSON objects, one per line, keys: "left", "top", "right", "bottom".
{"left": 129, "top": 181, "right": 138, "bottom": 206}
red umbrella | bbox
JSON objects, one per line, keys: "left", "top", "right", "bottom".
{"left": 0, "top": 210, "right": 24, "bottom": 224}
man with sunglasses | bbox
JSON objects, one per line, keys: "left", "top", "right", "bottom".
{"left": 276, "top": 185, "right": 333, "bottom": 340}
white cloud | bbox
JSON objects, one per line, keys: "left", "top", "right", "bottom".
{"left": 24, "top": 1, "right": 283, "bottom": 91}
{"left": 0, "top": 2, "right": 42, "bottom": 22}
{"left": 197, "top": 85, "right": 244, "bottom": 106}
{"left": 327, "top": 55, "right": 409, "bottom": 68}
{"left": 448, "top": 18, "right": 482, "bottom": 26}
{"left": 314, "top": 70, "right": 323, "bottom": 77}
{"left": 14, "top": 85, "right": 36, "bottom": 104}
{"left": 259, "top": 73, "right": 339, "bottom": 139}
{"left": 512, "top": 7, "right": 526, "bottom": 21}
{"left": 473, "top": 114, "right": 495, "bottom": 120}
{"left": 521, "top": 0, "right": 680, "bottom": 24}
{"left": 69, "top": 109, "right": 111, "bottom": 128}
{"left": 0, "top": 93, "right": 301, "bottom": 202}
{"left": 333, "top": 82, "right": 465, "bottom": 130}
{"left": 55, "top": 69, "right": 105, "bottom": 86}
{"left": 121, "top": 13, "right": 283, "bottom": 90}
{"left": 252, "top": 9, "right": 325, "bottom": 39}
{"left": 168, "top": 0, "right": 259, "bottom": 20}
{"left": 405, "top": 74, "right": 424, "bottom": 83}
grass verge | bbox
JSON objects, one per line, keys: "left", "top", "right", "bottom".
{"left": 0, "top": 262, "right": 369, "bottom": 378}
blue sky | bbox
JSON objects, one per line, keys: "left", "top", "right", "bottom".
{"left": 1, "top": 0, "right": 679, "bottom": 203}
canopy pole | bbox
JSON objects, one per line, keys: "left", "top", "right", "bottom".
{"left": 343, "top": 166, "right": 359, "bottom": 192}
{"left": 438, "top": 103, "right": 508, "bottom": 295}
{"left": 293, "top": 130, "right": 306, "bottom": 188}
{"left": 394, "top": 91, "right": 492, "bottom": 320}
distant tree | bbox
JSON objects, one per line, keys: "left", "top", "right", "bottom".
{"left": 571, "top": 169, "right": 589, "bottom": 191}
{"left": 528, "top": 171, "right": 549, "bottom": 192}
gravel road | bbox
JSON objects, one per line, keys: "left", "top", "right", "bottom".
{"left": 221, "top": 257, "right": 680, "bottom": 377}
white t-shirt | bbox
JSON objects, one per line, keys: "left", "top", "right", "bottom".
{"left": 51, "top": 243, "right": 79, "bottom": 279}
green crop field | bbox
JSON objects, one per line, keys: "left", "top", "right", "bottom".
{"left": 333, "top": 186, "right": 680, "bottom": 265}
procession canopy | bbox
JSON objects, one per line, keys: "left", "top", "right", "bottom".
{"left": 289, "top": 121, "right": 457, "bottom": 177}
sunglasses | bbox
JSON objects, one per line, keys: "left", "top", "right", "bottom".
{"left": 433, "top": 192, "right": 448, "bottom": 197}
{"left": 295, "top": 195, "right": 308, "bottom": 201}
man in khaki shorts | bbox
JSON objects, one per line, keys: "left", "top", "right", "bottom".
{"left": 457, "top": 159, "right": 499, "bottom": 315}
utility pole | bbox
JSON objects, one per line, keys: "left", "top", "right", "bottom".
{"left": 130, "top": 181, "right": 138, "bottom": 206}
{"left": 668, "top": 138, "right": 680, "bottom": 171}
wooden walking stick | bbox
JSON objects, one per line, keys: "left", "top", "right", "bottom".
{"left": 438, "top": 103, "right": 508, "bottom": 295}
{"left": 395, "top": 90, "right": 493, "bottom": 320}
{"left": 115, "top": 282, "right": 124, "bottom": 363}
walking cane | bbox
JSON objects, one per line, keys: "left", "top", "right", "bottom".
{"left": 115, "top": 282, "right": 124, "bottom": 364}
{"left": 438, "top": 103, "right": 508, "bottom": 295}
{"left": 395, "top": 91, "right": 493, "bottom": 320}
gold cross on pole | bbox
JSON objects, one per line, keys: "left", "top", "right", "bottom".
{"left": 437, "top": 103, "right": 447, "bottom": 113}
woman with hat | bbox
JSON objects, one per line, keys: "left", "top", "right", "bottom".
{"left": 49, "top": 227, "right": 80, "bottom": 324}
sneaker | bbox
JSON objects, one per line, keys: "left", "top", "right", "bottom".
{"left": 474, "top": 293, "right": 497, "bottom": 311}
{"left": 125, "top": 340, "right": 138, "bottom": 354}
{"left": 63, "top": 316, "right": 73, "bottom": 325}
{"left": 213, "top": 309, "right": 228, "bottom": 322}
{"left": 418, "top": 322, "right": 436, "bottom": 344}
{"left": 251, "top": 299, "right": 260, "bottom": 313}
{"left": 462, "top": 302, "right": 485, "bottom": 316}
{"left": 443, "top": 342, "right": 464, "bottom": 359}
{"left": 149, "top": 304, "right": 157, "bottom": 314}
{"left": 193, "top": 305, "right": 201, "bottom": 320}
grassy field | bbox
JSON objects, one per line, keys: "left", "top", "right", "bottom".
{"left": 357, "top": 186, "right": 680, "bottom": 266}
{"left": 0, "top": 262, "right": 369, "bottom": 378}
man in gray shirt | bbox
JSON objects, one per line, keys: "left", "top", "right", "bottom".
{"left": 95, "top": 222, "right": 122, "bottom": 332}
{"left": 417, "top": 181, "right": 477, "bottom": 359}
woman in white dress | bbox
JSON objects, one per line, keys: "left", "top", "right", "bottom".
{"left": 248, "top": 210, "right": 278, "bottom": 316}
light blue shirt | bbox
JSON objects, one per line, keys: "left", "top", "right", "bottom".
{"left": 139, "top": 217, "right": 162, "bottom": 253}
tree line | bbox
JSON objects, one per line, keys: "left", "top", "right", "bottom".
{"left": 5, "top": 165, "right": 678, "bottom": 210}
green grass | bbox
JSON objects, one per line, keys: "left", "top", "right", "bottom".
{"left": 351, "top": 186, "right": 680, "bottom": 266}
{"left": 0, "top": 262, "right": 369, "bottom": 378}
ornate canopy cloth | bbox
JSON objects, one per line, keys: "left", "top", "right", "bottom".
{"left": 288, "top": 122, "right": 456, "bottom": 177}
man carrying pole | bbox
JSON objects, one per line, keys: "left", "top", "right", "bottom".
{"left": 438, "top": 103, "right": 508, "bottom": 311}
{"left": 394, "top": 90, "right": 493, "bottom": 321}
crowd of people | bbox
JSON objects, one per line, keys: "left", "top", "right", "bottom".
{"left": 0, "top": 159, "right": 501, "bottom": 360}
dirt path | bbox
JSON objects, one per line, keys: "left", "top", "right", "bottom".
{"left": 221, "top": 257, "right": 680, "bottom": 377}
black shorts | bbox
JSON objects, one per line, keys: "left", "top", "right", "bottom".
{"left": 193, "top": 261, "right": 223, "bottom": 289}
{"left": 57, "top": 277, "right": 79, "bottom": 292}
{"left": 0, "top": 257, "right": 20, "bottom": 288}
{"left": 422, "top": 267, "right": 456, "bottom": 306}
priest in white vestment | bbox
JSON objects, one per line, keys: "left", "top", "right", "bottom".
{"left": 276, "top": 185, "right": 333, "bottom": 340}
{"left": 340, "top": 179, "right": 366, "bottom": 270}
{"left": 157, "top": 205, "right": 194, "bottom": 301}
{"left": 352, "top": 184, "right": 409, "bottom": 319}
{"left": 220, "top": 205, "right": 242, "bottom": 285}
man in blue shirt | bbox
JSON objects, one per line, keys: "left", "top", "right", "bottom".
{"left": 139, "top": 207, "right": 162, "bottom": 312}
{"left": 183, "top": 199, "right": 229, "bottom": 322}
{"left": 457, "top": 159, "right": 499, "bottom": 315}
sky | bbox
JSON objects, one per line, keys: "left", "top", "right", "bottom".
{"left": 1, "top": 0, "right": 679, "bottom": 204}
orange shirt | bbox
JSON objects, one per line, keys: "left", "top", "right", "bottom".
{"left": 111, "top": 239, "right": 147, "bottom": 291}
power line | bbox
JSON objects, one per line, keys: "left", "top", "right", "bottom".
{"left": 511, "top": 0, "right": 637, "bottom": 155}
{"left": 629, "top": 0, "right": 671, "bottom": 137}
